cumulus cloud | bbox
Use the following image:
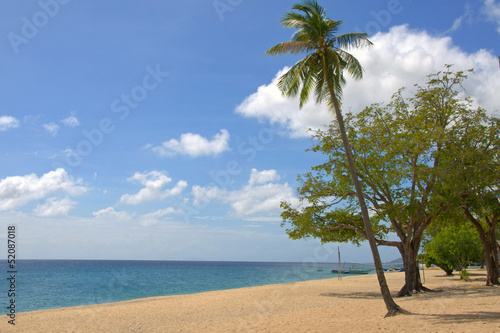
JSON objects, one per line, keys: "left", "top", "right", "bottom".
{"left": 33, "top": 197, "right": 76, "bottom": 217}
{"left": 235, "top": 69, "right": 332, "bottom": 138}
{"left": 93, "top": 207, "right": 133, "bottom": 220}
{"left": 150, "top": 129, "right": 230, "bottom": 157}
{"left": 61, "top": 111, "right": 80, "bottom": 127}
{"left": 484, "top": 0, "right": 500, "bottom": 34}
{"left": 248, "top": 168, "right": 280, "bottom": 186}
{"left": 236, "top": 25, "right": 500, "bottom": 137}
{"left": 346, "top": 25, "right": 500, "bottom": 112}
{"left": 0, "top": 116, "right": 20, "bottom": 132}
{"left": 0, "top": 168, "right": 87, "bottom": 211}
{"left": 191, "top": 169, "right": 299, "bottom": 218}
{"left": 120, "top": 171, "right": 188, "bottom": 205}
{"left": 227, "top": 182, "right": 297, "bottom": 217}
{"left": 192, "top": 185, "right": 226, "bottom": 206}
{"left": 43, "top": 122, "right": 60, "bottom": 137}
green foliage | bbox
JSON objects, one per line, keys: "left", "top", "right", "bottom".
{"left": 424, "top": 225, "right": 483, "bottom": 275}
{"left": 433, "top": 100, "right": 500, "bottom": 210}
{"left": 459, "top": 269, "right": 471, "bottom": 282}
{"left": 281, "top": 66, "right": 480, "bottom": 251}
{"left": 264, "top": 0, "right": 372, "bottom": 108}
{"left": 430, "top": 83, "right": 500, "bottom": 285}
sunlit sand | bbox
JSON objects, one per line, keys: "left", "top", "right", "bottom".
{"left": 2, "top": 268, "right": 499, "bottom": 332}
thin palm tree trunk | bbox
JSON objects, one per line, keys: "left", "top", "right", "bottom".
{"left": 328, "top": 82, "right": 406, "bottom": 316}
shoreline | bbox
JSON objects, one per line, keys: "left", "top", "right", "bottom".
{"left": 2, "top": 269, "right": 499, "bottom": 332}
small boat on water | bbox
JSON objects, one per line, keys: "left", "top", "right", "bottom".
{"left": 383, "top": 267, "right": 405, "bottom": 272}
{"left": 331, "top": 268, "right": 372, "bottom": 275}
{"left": 332, "top": 249, "right": 373, "bottom": 275}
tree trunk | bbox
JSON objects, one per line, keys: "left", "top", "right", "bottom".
{"left": 482, "top": 233, "right": 499, "bottom": 286}
{"left": 464, "top": 208, "right": 500, "bottom": 286}
{"left": 329, "top": 91, "right": 407, "bottom": 316}
{"left": 396, "top": 239, "right": 431, "bottom": 297}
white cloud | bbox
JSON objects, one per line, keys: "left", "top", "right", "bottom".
{"left": 0, "top": 168, "right": 87, "bottom": 211}
{"left": 484, "top": 0, "right": 500, "bottom": 34}
{"left": 33, "top": 197, "right": 76, "bottom": 217}
{"left": 43, "top": 122, "right": 60, "bottom": 137}
{"left": 346, "top": 25, "right": 500, "bottom": 113}
{"left": 120, "top": 171, "right": 188, "bottom": 205}
{"left": 0, "top": 116, "right": 20, "bottom": 131}
{"left": 151, "top": 129, "right": 230, "bottom": 157}
{"left": 92, "top": 206, "right": 179, "bottom": 227}
{"left": 442, "top": 5, "right": 473, "bottom": 36}
{"left": 235, "top": 69, "right": 331, "bottom": 138}
{"left": 138, "top": 207, "right": 179, "bottom": 227}
{"left": 227, "top": 182, "right": 297, "bottom": 217}
{"left": 191, "top": 169, "right": 299, "bottom": 218}
{"left": 93, "top": 207, "right": 133, "bottom": 221}
{"left": 444, "top": 16, "right": 463, "bottom": 35}
{"left": 61, "top": 111, "right": 80, "bottom": 127}
{"left": 236, "top": 25, "right": 500, "bottom": 137}
{"left": 248, "top": 169, "right": 280, "bottom": 186}
{"left": 192, "top": 185, "right": 226, "bottom": 206}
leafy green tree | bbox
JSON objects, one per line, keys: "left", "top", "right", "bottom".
{"left": 282, "top": 67, "right": 480, "bottom": 297}
{"left": 434, "top": 106, "right": 500, "bottom": 285}
{"left": 265, "top": 0, "right": 406, "bottom": 316}
{"left": 424, "top": 225, "right": 483, "bottom": 275}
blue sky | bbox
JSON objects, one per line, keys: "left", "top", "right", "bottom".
{"left": 0, "top": 0, "right": 499, "bottom": 262}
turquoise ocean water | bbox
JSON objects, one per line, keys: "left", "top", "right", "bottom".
{"left": 1, "top": 260, "right": 376, "bottom": 314}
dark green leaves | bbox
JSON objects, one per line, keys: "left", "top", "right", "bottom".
{"left": 264, "top": 0, "right": 371, "bottom": 108}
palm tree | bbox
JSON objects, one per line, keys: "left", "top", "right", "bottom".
{"left": 265, "top": 0, "right": 406, "bottom": 316}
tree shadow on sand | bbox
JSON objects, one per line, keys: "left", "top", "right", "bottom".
{"left": 321, "top": 284, "right": 499, "bottom": 299}
{"left": 321, "top": 271, "right": 499, "bottom": 300}
{"left": 415, "top": 284, "right": 500, "bottom": 300}
{"left": 320, "top": 291, "right": 391, "bottom": 299}
{"left": 424, "top": 311, "right": 500, "bottom": 324}
{"left": 432, "top": 271, "right": 488, "bottom": 282}
{"left": 320, "top": 283, "right": 500, "bottom": 321}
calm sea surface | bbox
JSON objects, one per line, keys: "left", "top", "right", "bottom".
{"left": 1, "top": 260, "right": 375, "bottom": 314}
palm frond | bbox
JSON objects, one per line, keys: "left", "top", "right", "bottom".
{"left": 314, "top": 66, "right": 329, "bottom": 105}
{"left": 336, "top": 33, "right": 373, "bottom": 50}
{"left": 336, "top": 49, "right": 364, "bottom": 81}
{"left": 265, "top": 41, "right": 316, "bottom": 56}
{"left": 282, "top": 12, "right": 309, "bottom": 29}
{"left": 286, "top": 0, "right": 327, "bottom": 42}
{"left": 277, "top": 56, "right": 312, "bottom": 98}
{"left": 291, "top": 0, "right": 325, "bottom": 18}
{"left": 326, "top": 19, "right": 343, "bottom": 33}
{"left": 323, "top": 50, "right": 346, "bottom": 103}
{"left": 266, "top": 0, "right": 372, "bottom": 114}
{"left": 298, "top": 64, "right": 318, "bottom": 108}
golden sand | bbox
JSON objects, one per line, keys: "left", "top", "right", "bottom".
{"left": 2, "top": 268, "right": 499, "bottom": 332}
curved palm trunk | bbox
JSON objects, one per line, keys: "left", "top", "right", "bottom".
{"left": 328, "top": 84, "right": 406, "bottom": 316}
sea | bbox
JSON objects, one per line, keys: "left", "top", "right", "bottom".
{"left": 0, "top": 260, "right": 377, "bottom": 315}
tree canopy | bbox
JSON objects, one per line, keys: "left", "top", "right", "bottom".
{"left": 424, "top": 224, "right": 483, "bottom": 275}
{"left": 281, "top": 66, "right": 500, "bottom": 294}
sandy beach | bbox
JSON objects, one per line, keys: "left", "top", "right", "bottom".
{"left": 2, "top": 268, "right": 499, "bottom": 332}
